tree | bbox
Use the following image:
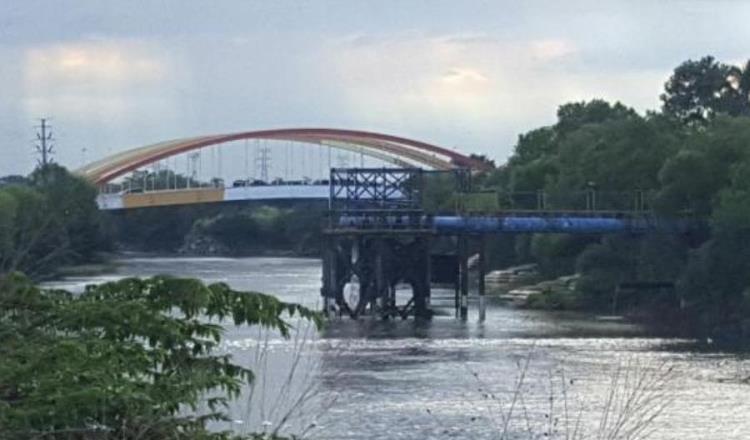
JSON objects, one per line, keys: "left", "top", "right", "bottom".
{"left": 0, "top": 165, "right": 114, "bottom": 278}
{"left": 655, "top": 116, "right": 750, "bottom": 216}
{"left": 661, "top": 56, "right": 750, "bottom": 123}
{"left": 468, "top": 153, "right": 496, "bottom": 169}
{"left": 30, "top": 164, "right": 109, "bottom": 262}
{"left": 555, "top": 100, "right": 637, "bottom": 138}
{"left": 509, "top": 127, "right": 556, "bottom": 167}
{"left": 0, "top": 185, "right": 64, "bottom": 277}
{"left": 0, "top": 274, "right": 321, "bottom": 439}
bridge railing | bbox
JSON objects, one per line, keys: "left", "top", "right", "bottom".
{"left": 451, "top": 190, "right": 657, "bottom": 215}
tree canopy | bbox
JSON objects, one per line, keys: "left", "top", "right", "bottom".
{"left": 0, "top": 164, "right": 109, "bottom": 278}
{"left": 661, "top": 56, "right": 750, "bottom": 123}
{"left": 477, "top": 56, "right": 750, "bottom": 342}
{"left": 0, "top": 274, "right": 321, "bottom": 439}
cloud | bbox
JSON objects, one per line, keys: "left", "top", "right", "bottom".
{"left": 324, "top": 33, "right": 664, "bottom": 118}
{"left": 312, "top": 32, "right": 670, "bottom": 160}
{"left": 530, "top": 39, "right": 577, "bottom": 60}
{"left": 22, "top": 39, "right": 177, "bottom": 120}
{"left": 440, "top": 67, "right": 488, "bottom": 85}
{"left": 321, "top": 34, "right": 583, "bottom": 122}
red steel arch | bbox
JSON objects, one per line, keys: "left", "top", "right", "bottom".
{"left": 79, "top": 128, "right": 492, "bottom": 185}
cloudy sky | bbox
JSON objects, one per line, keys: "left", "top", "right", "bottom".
{"left": 1, "top": 0, "right": 749, "bottom": 176}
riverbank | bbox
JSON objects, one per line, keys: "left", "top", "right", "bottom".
{"left": 33, "top": 252, "right": 119, "bottom": 282}
{"left": 503, "top": 281, "right": 750, "bottom": 347}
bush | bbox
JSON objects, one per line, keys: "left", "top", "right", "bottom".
{"left": 525, "top": 288, "right": 582, "bottom": 310}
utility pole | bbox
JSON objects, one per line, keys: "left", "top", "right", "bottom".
{"left": 35, "top": 118, "right": 54, "bottom": 167}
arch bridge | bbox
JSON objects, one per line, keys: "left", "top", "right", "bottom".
{"left": 78, "top": 128, "right": 490, "bottom": 210}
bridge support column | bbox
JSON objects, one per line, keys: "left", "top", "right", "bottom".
{"left": 374, "top": 239, "right": 386, "bottom": 316}
{"left": 458, "top": 235, "right": 469, "bottom": 321}
{"left": 413, "top": 236, "right": 432, "bottom": 319}
{"left": 478, "top": 235, "right": 486, "bottom": 323}
{"left": 320, "top": 237, "right": 337, "bottom": 318}
{"left": 322, "top": 232, "right": 434, "bottom": 320}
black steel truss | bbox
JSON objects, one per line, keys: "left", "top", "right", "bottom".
{"left": 330, "top": 168, "right": 424, "bottom": 211}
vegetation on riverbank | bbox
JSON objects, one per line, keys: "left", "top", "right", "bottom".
{"left": 0, "top": 164, "right": 111, "bottom": 279}
{"left": 0, "top": 273, "right": 320, "bottom": 439}
{"left": 475, "top": 56, "right": 750, "bottom": 343}
{"left": 0, "top": 166, "right": 324, "bottom": 438}
{"left": 108, "top": 202, "right": 325, "bottom": 257}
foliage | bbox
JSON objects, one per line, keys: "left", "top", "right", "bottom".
{"left": 0, "top": 164, "right": 108, "bottom": 278}
{"left": 476, "top": 56, "right": 750, "bottom": 342}
{"left": 421, "top": 172, "right": 459, "bottom": 212}
{"left": 530, "top": 234, "right": 594, "bottom": 278}
{"left": 0, "top": 273, "right": 321, "bottom": 439}
{"left": 110, "top": 204, "right": 220, "bottom": 251}
{"left": 661, "top": 56, "right": 750, "bottom": 124}
{"left": 109, "top": 202, "right": 325, "bottom": 255}
{"left": 182, "top": 204, "right": 325, "bottom": 255}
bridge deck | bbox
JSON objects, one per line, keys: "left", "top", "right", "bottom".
{"left": 97, "top": 184, "right": 329, "bottom": 210}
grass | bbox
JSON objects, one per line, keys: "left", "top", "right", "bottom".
{"left": 216, "top": 319, "right": 339, "bottom": 439}
{"left": 463, "top": 349, "right": 676, "bottom": 440}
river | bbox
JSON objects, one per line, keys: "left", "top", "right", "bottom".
{"left": 43, "top": 256, "right": 750, "bottom": 439}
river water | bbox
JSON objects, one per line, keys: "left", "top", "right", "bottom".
{"left": 44, "top": 256, "right": 750, "bottom": 439}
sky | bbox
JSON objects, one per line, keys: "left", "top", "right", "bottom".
{"left": 1, "top": 0, "right": 749, "bottom": 177}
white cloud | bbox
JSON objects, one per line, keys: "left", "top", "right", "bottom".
{"left": 530, "top": 39, "right": 577, "bottom": 60}
{"left": 319, "top": 33, "right": 665, "bottom": 144}
{"left": 22, "top": 40, "right": 178, "bottom": 120}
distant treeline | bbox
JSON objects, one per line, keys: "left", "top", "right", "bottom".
{"left": 108, "top": 201, "right": 326, "bottom": 256}
{"left": 472, "top": 56, "right": 750, "bottom": 343}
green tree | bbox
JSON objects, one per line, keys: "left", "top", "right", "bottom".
{"left": 31, "top": 164, "right": 108, "bottom": 261}
{"left": 531, "top": 234, "right": 595, "bottom": 278}
{"left": 508, "top": 127, "right": 556, "bottom": 167}
{"left": 0, "top": 165, "right": 113, "bottom": 277}
{"left": 0, "top": 274, "right": 321, "bottom": 439}
{"left": 661, "top": 56, "right": 750, "bottom": 123}
{"left": 655, "top": 116, "right": 750, "bottom": 216}
{"left": 0, "top": 185, "right": 64, "bottom": 277}
{"left": 555, "top": 100, "right": 637, "bottom": 138}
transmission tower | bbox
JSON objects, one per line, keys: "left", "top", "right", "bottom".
{"left": 255, "top": 144, "right": 271, "bottom": 182}
{"left": 35, "top": 118, "right": 54, "bottom": 167}
{"left": 188, "top": 152, "right": 200, "bottom": 187}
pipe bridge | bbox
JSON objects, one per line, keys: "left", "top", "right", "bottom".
{"left": 320, "top": 168, "right": 696, "bottom": 323}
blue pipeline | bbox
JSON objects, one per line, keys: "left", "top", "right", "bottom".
{"left": 433, "top": 216, "right": 651, "bottom": 233}
{"left": 338, "top": 215, "right": 685, "bottom": 234}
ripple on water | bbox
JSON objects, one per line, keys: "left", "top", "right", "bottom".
{"left": 47, "top": 256, "right": 750, "bottom": 439}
